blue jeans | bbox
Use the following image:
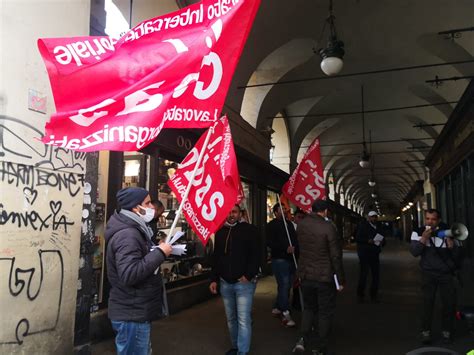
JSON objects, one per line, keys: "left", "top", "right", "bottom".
{"left": 220, "top": 278, "right": 257, "bottom": 354}
{"left": 111, "top": 320, "right": 151, "bottom": 355}
{"left": 272, "top": 258, "right": 293, "bottom": 312}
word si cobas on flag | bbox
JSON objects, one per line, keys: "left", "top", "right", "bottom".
{"left": 37, "top": 0, "right": 260, "bottom": 151}
{"left": 282, "top": 138, "right": 326, "bottom": 213}
{"left": 168, "top": 116, "right": 243, "bottom": 245}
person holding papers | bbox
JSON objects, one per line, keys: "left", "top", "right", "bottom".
{"left": 292, "top": 199, "right": 345, "bottom": 355}
{"left": 355, "top": 210, "right": 385, "bottom": 304}
{"left": 105, "top": 187, "right": 173, "bottom": 355}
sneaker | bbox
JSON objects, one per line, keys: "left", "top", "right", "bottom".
{"left": 292, "top": 337, "right": 305, "bottom": 352}
{"left": 282, "top": 310, "right": 296, "bottom": 327}
{"left": 420, "top": 330, "right": 431, "bottom": 345}
{"left": 441, "top": 330, "right": 452, "bottom": 344}
{"left": 271, "top": 308, "right": 282, "bottom": 317}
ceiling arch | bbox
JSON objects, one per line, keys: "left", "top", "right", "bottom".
{"left": 223, "top": 0, "right": 474, "bottom": 216}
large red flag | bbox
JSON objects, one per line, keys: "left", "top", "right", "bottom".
{"left": 168, "top": 116, "right": 243, "bottom": 245}
{"left": 282, "top": 138, "right": 326, "bottom": 213}
{"left": 37, "top": 0, "right": 260, "bottom": 151}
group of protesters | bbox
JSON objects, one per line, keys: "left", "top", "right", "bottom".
{"left": 105, "top": 186, "right": 464, "bottom": 355}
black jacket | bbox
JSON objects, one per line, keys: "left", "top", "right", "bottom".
{"left": 266, "top": 218, "right": 299, "bottom": 261}
{"left": 105, "top": 211, "right": 166, "bottom": 322}
{"left": 355, "top": 219, "right": 384, "bottom": 253}
{"left": 210, "top": 222, "right": 261, "bottom": 284}
{"left": 409, "top": 223, "right": 463, "bottom": 274}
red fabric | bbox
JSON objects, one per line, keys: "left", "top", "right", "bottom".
{"left": 37, "top": 0, "right": 260, "bottom": 151}
{"left": 168, "top": 116, "right": 243, "bottom": 245}
{"left": 282, "top": 138, "right": 326, "bottom": 213}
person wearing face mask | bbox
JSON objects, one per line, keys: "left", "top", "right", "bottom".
{"left": 209, "top": 204, "right": 261, "bottom": 355}
{"left": 105, "top": 187, "right": 173, "bottom": 355}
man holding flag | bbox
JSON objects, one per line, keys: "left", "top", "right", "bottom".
{"left": 280, "top": 137, "right": 345, "bottom": 353}
{"left": 266, "top": 203, "right": 299, "bottom": 327}
{"left": 105, "top": 187, "right": 173, "bottom": 355}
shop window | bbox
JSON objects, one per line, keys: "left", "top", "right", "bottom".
{"left": 240, "top": 181, "right": 252, "bottom": 223}
{"left": 154, "top": 157, "right": 213, "bottom": 287}
{"left": 437, "top": 180, "right": 447, "bottom": 223}
{"left": 266, "top": 190, "right": 279, "bottom": 222}
{"left": 446, "top": 176, "right": 454, "bottom": 225}
{"left": 452, "top": 167, "right": 465, "bottom": 223}
{"left": 123, "top": 152, "right": 145, "bottom": 188}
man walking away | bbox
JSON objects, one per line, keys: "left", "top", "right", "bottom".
{"left": 293, "top": 199, "right": 345, "bottom": 355}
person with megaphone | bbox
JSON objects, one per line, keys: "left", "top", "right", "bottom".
{"left": 410, "top": 208, "right": 467, "bottom": 346}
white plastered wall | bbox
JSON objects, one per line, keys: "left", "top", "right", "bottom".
{"left": 0, "top": 0, "right": 89, "bottom": 352}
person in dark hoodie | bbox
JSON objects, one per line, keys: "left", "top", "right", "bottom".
{"left": 105, "top": 187, "right": 172, "bottom": 355}
{"left": 209, "top": 204, "right": 261, "bottom": 355}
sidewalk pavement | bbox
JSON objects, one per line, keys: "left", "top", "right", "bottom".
{"left": 92, "top": 242, "right": 474, "bottom": 354}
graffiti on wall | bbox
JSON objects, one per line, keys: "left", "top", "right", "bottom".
{"left": 0, "top": 115, "right": 86, "bottom": 174}
{"left": 0, "top": 133, "right": 83, "bottom": 351}
{"left": 0, "top": 250, "right": 64, "bottom": 345}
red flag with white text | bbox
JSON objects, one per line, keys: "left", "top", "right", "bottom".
{"left": 37, "top": 0, "right": 260, "bottom": 151}
{"left": 168, "top": 116, "right": 243, "bottom": 245}
{"left": 282, "top": 138, "right": 326, "bottom": 213}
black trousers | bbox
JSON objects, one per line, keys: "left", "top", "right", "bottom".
{"left": 357, "top": 248, "right": 380, "bottom": 299}
{"left": 421, "top": 270, "right": 456, "bottom": 332}
{"left": 299, "top": 280, "right": 336, "bottom": 352}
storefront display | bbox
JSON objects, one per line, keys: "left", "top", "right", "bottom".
{"left": 240, "top": 180, "right": 252, "bottom": 223}
{"left": 154, "top": 157, "right": 213, "bottom": 287}
{"left": 266, "top": 190, "right": 279, "bottom": 222}
{"left": 123, "top": 152, "right": 144, "bottom": 188}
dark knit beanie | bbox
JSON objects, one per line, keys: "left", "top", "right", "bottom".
{"left": 116, "top": 187, "right": 149, "bottom": 210}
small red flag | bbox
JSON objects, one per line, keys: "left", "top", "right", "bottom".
{"left": 168, "top": 116, "right": 243, "bottom": 245}
{"left": 282, "top": 138, "right": 326, "bottom": 213}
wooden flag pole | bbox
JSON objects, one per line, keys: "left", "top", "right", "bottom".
{"left": 276, "top": 193, "right": 305, "bottom": 311}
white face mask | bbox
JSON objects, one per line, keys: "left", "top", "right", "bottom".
{"left": 138, "top": 205, "right": 155, "bottom": 223}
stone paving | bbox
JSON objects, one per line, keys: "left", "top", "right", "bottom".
{"left": 92, "top": 241, "right": 474, "bottom": 354}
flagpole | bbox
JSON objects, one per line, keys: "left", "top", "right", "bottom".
{"left": 276, "top": 193, "right": 305, "bottom": 311}
{"left": 165, "top": 126, "right": 214, "bottom": 244}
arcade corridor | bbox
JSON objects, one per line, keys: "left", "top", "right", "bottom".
{"left": 92, "top": 241, "right": 474, "bottom": 355}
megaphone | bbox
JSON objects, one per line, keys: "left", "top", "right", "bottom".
{"left": 434, "top": 223, "right": 469, "bottom": 241}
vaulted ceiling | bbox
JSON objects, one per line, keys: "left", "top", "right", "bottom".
{"left": 220, "top": 0, "right": 474, "bottom": 215}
